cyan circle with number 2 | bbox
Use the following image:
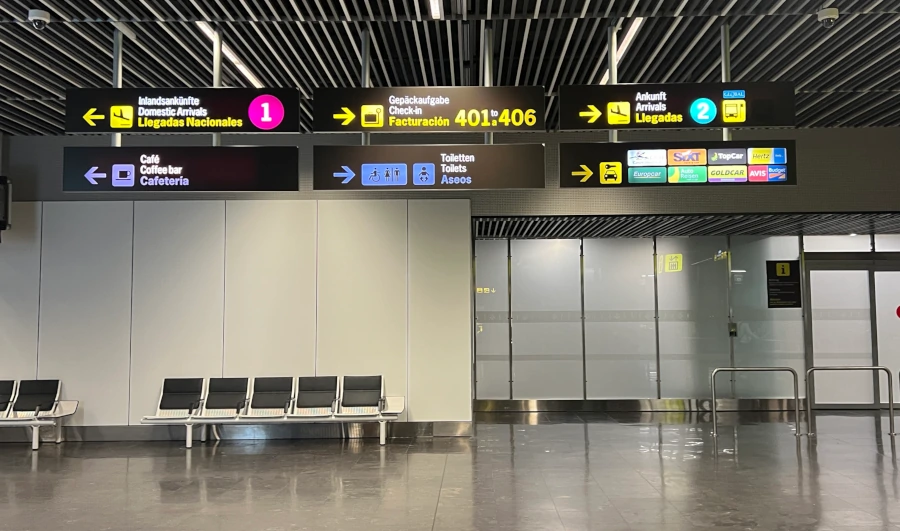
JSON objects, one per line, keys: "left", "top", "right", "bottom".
{"left": 689, "top": 98, "right": 717, "bottom": 124}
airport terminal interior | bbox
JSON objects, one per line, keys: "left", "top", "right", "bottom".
{"left": 3, "top": 1, "right": 900, "bottom": 530}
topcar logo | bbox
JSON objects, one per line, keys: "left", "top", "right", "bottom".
{"left": 708, "top": 148, "right": 746, "bottom": 165}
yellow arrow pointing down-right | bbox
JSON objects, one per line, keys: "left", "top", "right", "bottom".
{"left": 333, "top": 107, "right": 356, "bottom": 125}
{"left": 572, "top": 165, "right": 593, "bottom": 183}
{"left": 83, "top": 108, "right": 105, "bottom": 126}
{"left": 578, "top": 104, "right": 602, "bottom": 124}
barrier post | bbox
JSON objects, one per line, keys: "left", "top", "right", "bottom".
{"left": 806, "top": 366, "right": 896, "bottom": 436}
{"left": 711, "top": 367, "right": 802, "bottom": 438}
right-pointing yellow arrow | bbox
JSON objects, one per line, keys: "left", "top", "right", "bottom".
{"left": 83, "top": 108, "right": 105, "bottom": 126}
{"left": 572, "top": 165, "right": 593, "bottom": 182}
{"left": 333, "top": 107, "right": 356, "bottom": 125}
{"left": 578, "top": 104, "right": 602, "bottom": 124}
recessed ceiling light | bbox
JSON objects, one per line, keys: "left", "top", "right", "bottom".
{"left": 430, "top": 0, "right": 443, "bottom": 19}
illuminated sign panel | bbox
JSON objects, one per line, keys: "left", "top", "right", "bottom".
{"left": 559, "top": 140, "right": 796, "bottom": 188}
{"left": 63, "top": 147, "right": 299, "bottom": 192}
{"left": 559, "top": 82, "right": 795, "bottom": 130}
{"left": 313, "top": 144, "right": 545, "bottom": 190}
{"left": 65, "top": 88, "right": 301, "bottom": 133}
{"left": 313, "top": 87, "right": 545, "bottom": 132}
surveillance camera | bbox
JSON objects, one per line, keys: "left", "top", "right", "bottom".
{"left": 27, "top": 9, "right": 50, "bottom": 30}
{"left": 817, "top": 7, "right": 839, "bottom": 29}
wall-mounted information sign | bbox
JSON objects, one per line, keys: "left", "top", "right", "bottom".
{"left": 313, "top": 144, "right": 545, "bottom": 190}
{"left": 313, "top": 87, "right": 545, "bottom": 133}
{"left": 559, "top": 140, "right": 796, "bottom": 187}
{"left": 766, "top": 260, "right": 802, "bottom": 308}
{"left": 559, "top": 82, "right": 795, "bottom": 130}
{"left": 63, "top": 147, "right": 298, "bottom": 192}
{"left": 65, "top": 88, "right": 301, "bottom": 133}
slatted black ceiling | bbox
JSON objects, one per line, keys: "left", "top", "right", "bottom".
{"left": 474, "top": 213, "right": 900, "bottom": 239}
{"left": 0, "top": 0, "right": 898, "bottom": 134}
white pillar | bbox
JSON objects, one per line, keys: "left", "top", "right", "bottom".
{"left": 111, "top": 29, "right": 123, "bottom": 147}
{"left": 607, "top": 23, "right": 618, "bottom": 143}
{"left": 212, "top": 29, "right": 223, "bottom": 147}
{"left": 721, "top": 23, "right": 732, "bottom": 141}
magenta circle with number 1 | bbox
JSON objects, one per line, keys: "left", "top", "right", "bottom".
{"left": 248, "top": 94, "right": 285, "bottom": 130}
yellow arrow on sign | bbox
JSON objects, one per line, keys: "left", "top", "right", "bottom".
{"left": 333, "top": 107, "right": 356, "bottom": 125}
{"left": 83, "top": 108, "right": 105, "bottom": 126}
{"left": 572, "top": 165, "right": 593, "bottom": 182}
{"left": 578, "top": 104, "right": 602, "bottom": 124}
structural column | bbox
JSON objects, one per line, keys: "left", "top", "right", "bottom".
{"left": 607, "top": 23, "right": 618, "bottom": 143}
{"left": 721, "top": 22, "right": 732, "bottom": 141}
{"left": 211, "top": 28, "right": 223, "bottom": 147}
{"left": 361, "top": 29, "right": 371, "bottom": 146}
{"left": 483, "top": 24, "right": 494, "bottom": 145}
{"left": 111, "top": 29, "right": 123, "bottom": 147}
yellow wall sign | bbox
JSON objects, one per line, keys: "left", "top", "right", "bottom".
{"left": 657, "top": 254, "right": 683, "bottom": 273}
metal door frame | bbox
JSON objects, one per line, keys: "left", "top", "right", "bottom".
{"left": 803, "top": 251, "right": 900, "bottom": 410}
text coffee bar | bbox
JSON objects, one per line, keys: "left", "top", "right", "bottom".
{"left": 63, "top": 146, "right": 299, "bottom": 192}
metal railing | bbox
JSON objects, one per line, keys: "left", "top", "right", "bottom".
{"left": 806, "top": 366, "right": 895, "bottom": 436}
{"left": 710, "top": 367, "right": 802, "bottom": 438}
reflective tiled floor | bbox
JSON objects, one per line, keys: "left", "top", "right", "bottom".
{"left": 2, "top": 412, "right": 900, "bottom": 530}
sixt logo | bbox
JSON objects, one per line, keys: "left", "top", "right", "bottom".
{"left": 667, "top": 148, "right": 707, "bottom": 165}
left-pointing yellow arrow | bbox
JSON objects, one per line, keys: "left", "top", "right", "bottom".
{"left": 572, "top": 165, "right": 593, "bottom": 183}
{"left": 578, "top": 104, "right": 602, "bottom": 124}
{"left": 83, "top": 108, "right": 105, "bottom": 126}
{"left": 333, "top": 107, "right": 356, "bottom": 125}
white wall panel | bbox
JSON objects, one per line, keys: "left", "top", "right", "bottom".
{"left": 316, "top": 200, "right": 407, "bottom": 419}
{"left": 0, "top": 202, "right": 42, "bottom": 380}
{"left": 408, "top": 199, "right": 472, "bottom": 422}
{"left": 38, "top": 202, "right": 133, "bottom": 426}
{"left": 129, "top": 201, "right": 225, "bottom": 424}
{"left": 224, "top": 200, "right": 317, "bottom": 377}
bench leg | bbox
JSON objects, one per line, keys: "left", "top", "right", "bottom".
{"left": 186, "top": 425, "right": 193, "bottom": 449}
{"left": 55, "top": 422, "right": 63, "bottom": 444}
{"left": 379, "top": 421, "right": 386, "bottom": 446}
{"left": 31, "top": 426, "right": 40, "bottom": 451}
{"left": 200, "top": 424, "right": 208, "bottom": 443}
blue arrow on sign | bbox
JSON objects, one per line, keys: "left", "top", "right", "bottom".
{"left": 333, "top": 166, "right": 355, "bottom": 184}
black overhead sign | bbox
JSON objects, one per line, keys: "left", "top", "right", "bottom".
{"left": 65, "top": 88, "right": 301, "bottom": 133}
{"left": 766, "top": 260, "right": 802, "bottom": 309}
{"left": 313, "top": 86, "right": 545, "bottom": 133}
{"left": 559, "top": 82, "right": 795, "bottom": 130}
{"left": 63, "top": 147, "right": 299, "bottom": 192}
{"left": 559, "top": 140, "right": 797, "bottom": 187}
{"left": 313, "top": 144, "right": 545, "bottom": 190}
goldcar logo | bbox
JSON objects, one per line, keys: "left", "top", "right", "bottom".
{"left": 667, "top": 149, "right": 707, "bottom": 166}
{"left": 707, "top": 165, "right": 748, "bottom": 182}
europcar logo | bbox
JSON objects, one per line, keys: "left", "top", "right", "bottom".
{"left": 667, "top": 149, "right": 707, "bottom": 165}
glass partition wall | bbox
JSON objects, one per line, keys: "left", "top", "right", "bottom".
{"left": 474, "top": 235, "right": 806, "bottom": 400}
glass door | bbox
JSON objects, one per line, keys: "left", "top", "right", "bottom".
{"left": 875, "top": 270, "right": 900, "bottom": 405}
{"left": 805, "top": 257, "right": 900, "bottom": 408}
